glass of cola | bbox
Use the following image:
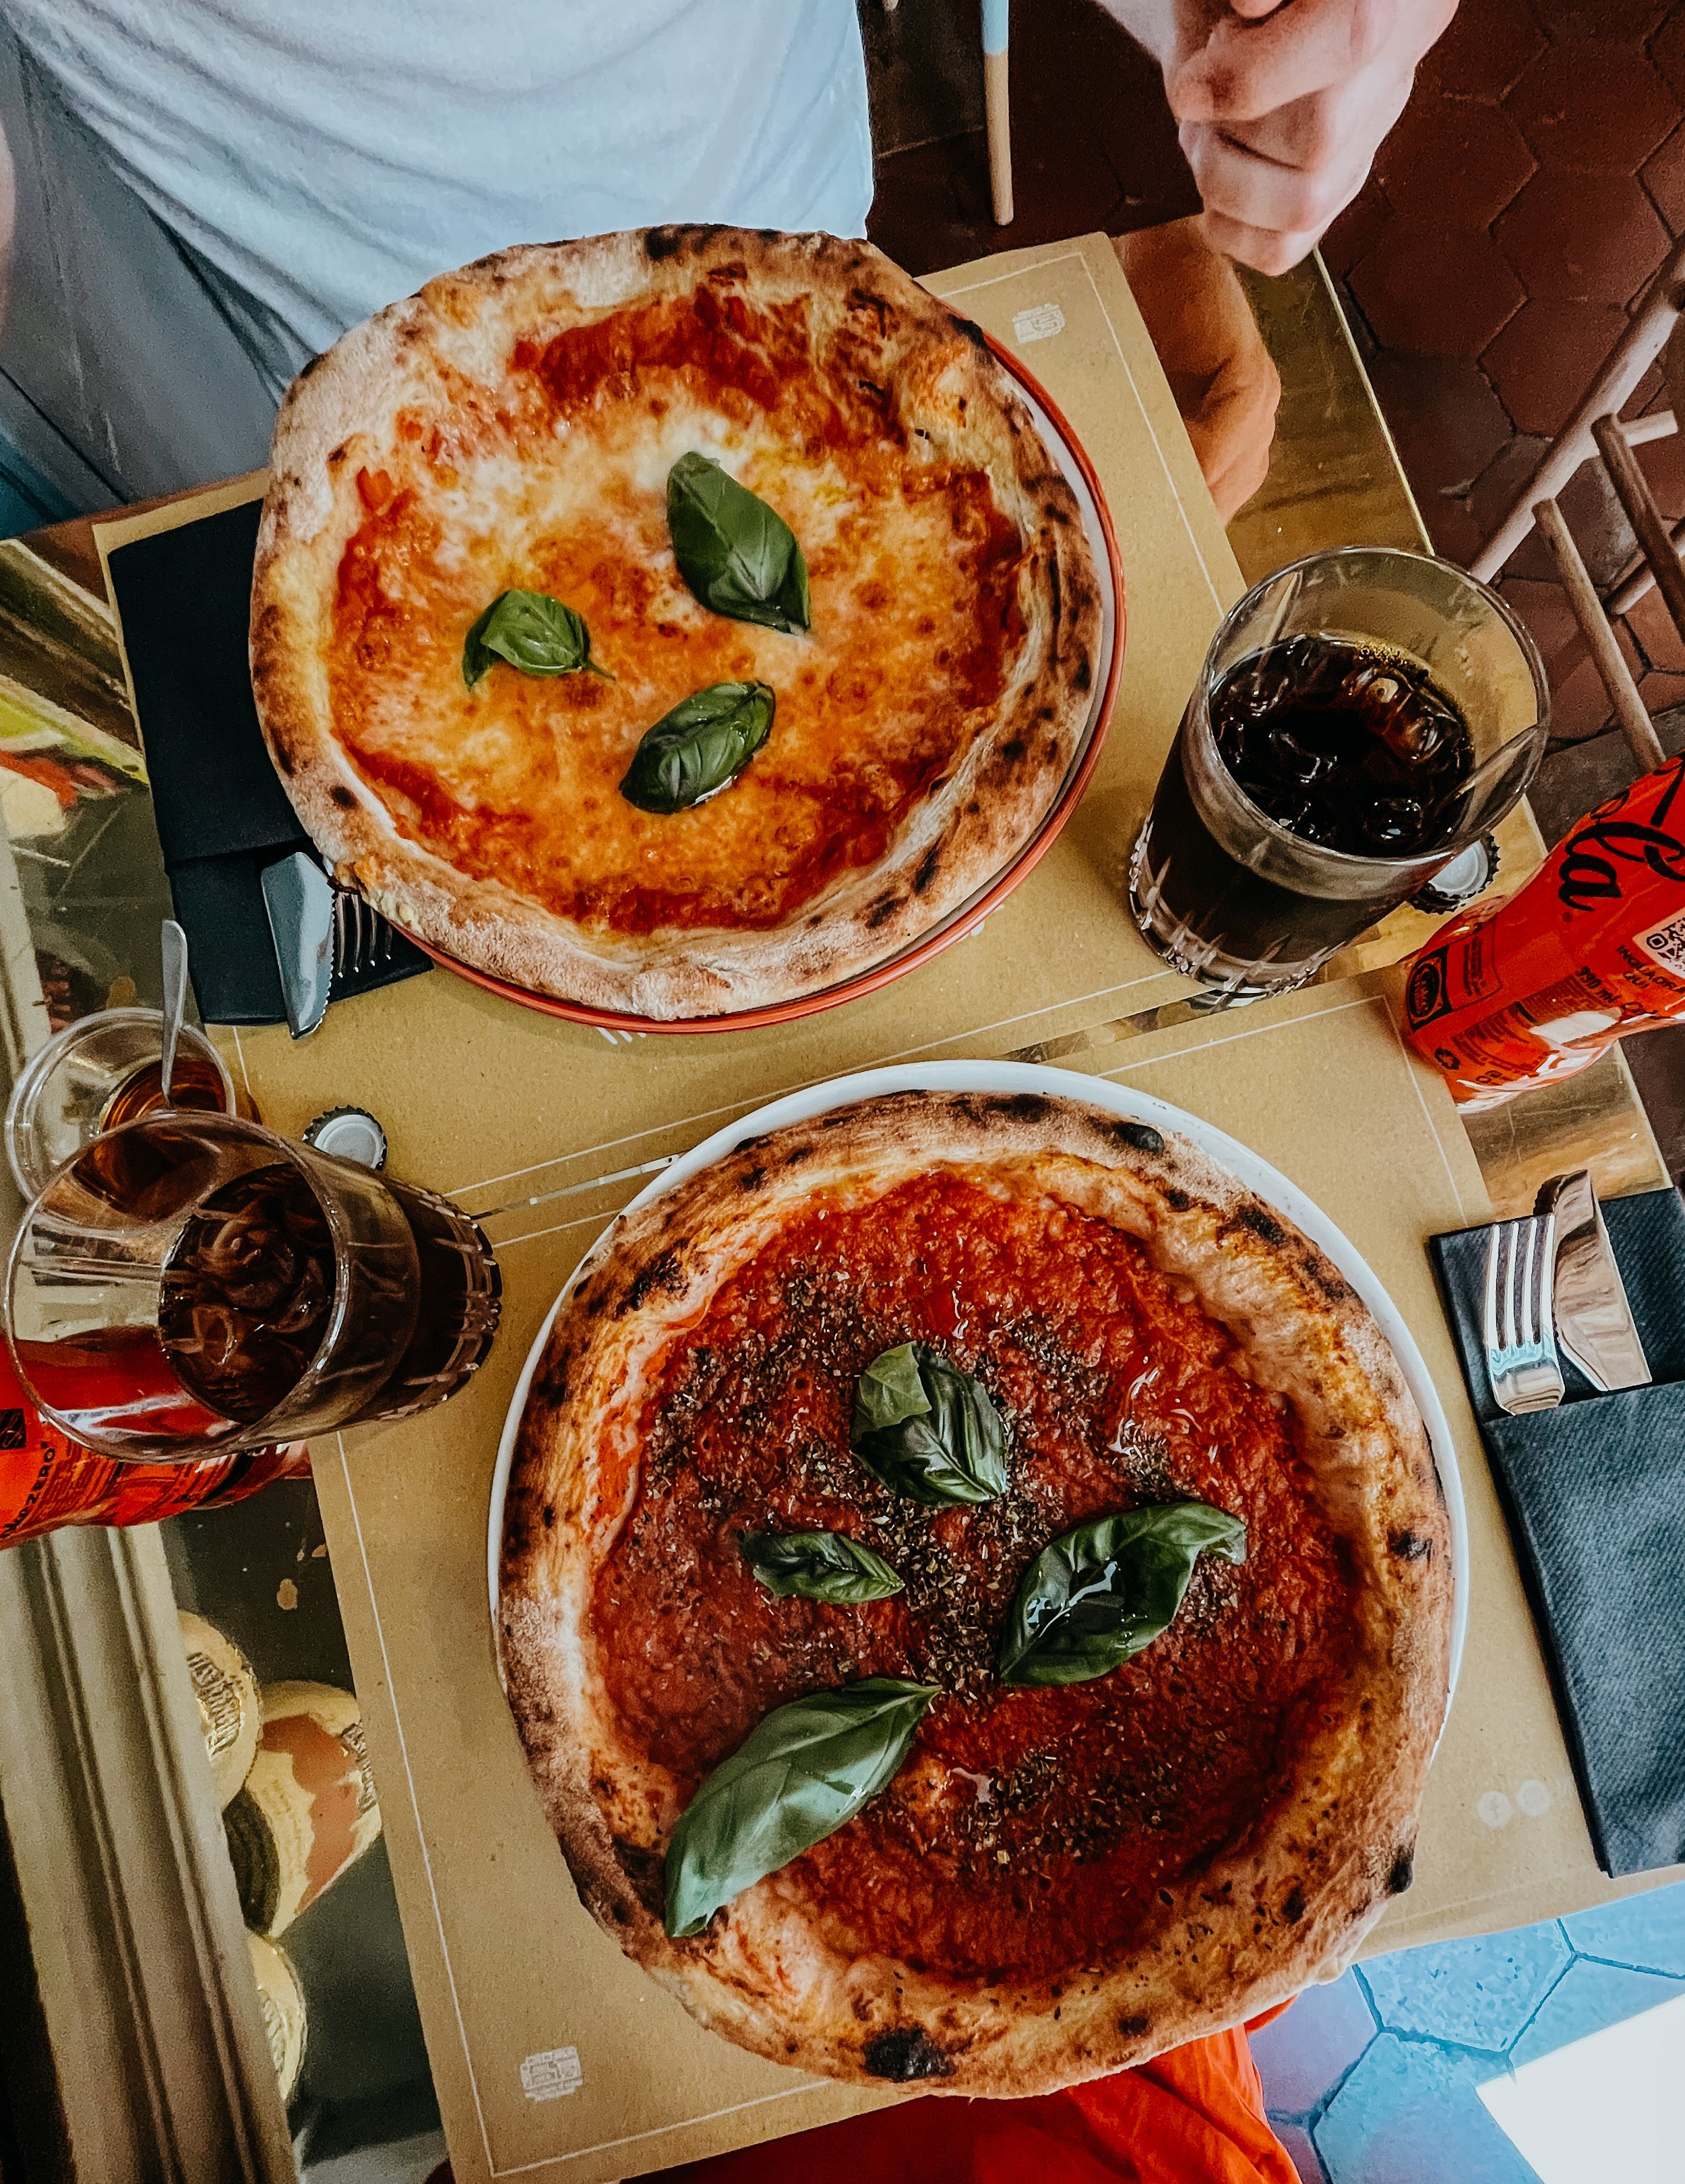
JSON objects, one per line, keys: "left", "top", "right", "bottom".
{"left": 1130, "top": 549, "right": 1550, "bottom": 1004}
{"left": 5, "top": 1111, "right": 501, "bottom": 1460}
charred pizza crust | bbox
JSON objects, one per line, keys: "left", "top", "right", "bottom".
{"left": 250, "top": 229, "right": 1102, "bottom": 1018}
{"left": 497, "top": 1089, "right": 1451, "bottom": 2096}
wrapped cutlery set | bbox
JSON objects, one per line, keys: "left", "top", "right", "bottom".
{"left": 1431, "top": 1182, "right": 1685, "bottom": 1875}
{"left": 1481, "top": 1169, "right": 1653, "bottom": 1416}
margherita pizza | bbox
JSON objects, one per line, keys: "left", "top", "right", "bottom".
{"left": 497, "top": 1089, "right": 1451, "bottom": 2095}
{"left": 249, "top": 229, "right": 1103, "bottom": 1018}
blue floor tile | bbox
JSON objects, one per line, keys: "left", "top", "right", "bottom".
{"left": 1251, "top": 1879, "right": 1685, "bottom": 2176}
{"left": 1506, "top": 1955, "right": 1685, "bottom": 2067}
{"left": 1313, "top": 2034, "right": 1540, "bottom": 2184}
{"left": 1560, "top": 1877, "right": 1685, "bottom": 1976}
{"left": 1252, "top": 1972, "right": 1376, "bottom": 2118}
{"left": 1358, "top": 1925, "right": 1570, "bottom": 2050}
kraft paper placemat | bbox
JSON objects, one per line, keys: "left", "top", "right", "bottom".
{"left": 223, "top": 957, "right": 1659, "bottom": 2184}
{"left": 224, "top": 957, "right": 1658, "bottom": 2184}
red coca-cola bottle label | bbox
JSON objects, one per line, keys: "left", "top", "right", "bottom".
{"left": 1403, "top": 756, "right": 1685, "bottom": 1106}
{"left": 0, "top": 1349, "right": 309, "bottom": 1548}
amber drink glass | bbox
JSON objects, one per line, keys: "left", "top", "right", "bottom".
{"left": 5, "top": 1006, "right": 235, "bottom": 1199}
{"left": 5, "top": 1112, "right": 500, "bottom": 1461}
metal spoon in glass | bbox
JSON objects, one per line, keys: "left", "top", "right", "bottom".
{"left": 159, "top": 917, "right": 188, "bottom": 1108}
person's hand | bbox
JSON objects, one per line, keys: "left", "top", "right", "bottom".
{"left": 1115, "top": 219, "right": 1280, "bottom": 518}
{"left": 1107, "top": 0, "right": 1458, "bottom": 275}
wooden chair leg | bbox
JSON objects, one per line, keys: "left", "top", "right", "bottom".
{"left": 1535, "top": 496, "right": 1667, "bottom": 772}
{"left": 1592, "top": 413, "right": 1685, "bottom": 656}
{"left": 984, "top": 0, "right": 1012, "bottom": 226}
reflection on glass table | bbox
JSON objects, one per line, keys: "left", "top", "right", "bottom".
{"left": 0, "top": 530, "right": 450, "bottom": 2181}
{"left": 164, "top": 1476, "right": 446, "bottom": 2178}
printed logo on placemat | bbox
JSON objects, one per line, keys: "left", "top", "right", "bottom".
{"left": 1012, "top": 303, "right": 1065, "bottom": 344}
{"left": 520, "top": 2046, "right": 583, "bottom": 2101}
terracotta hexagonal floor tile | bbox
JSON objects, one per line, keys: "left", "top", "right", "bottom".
{"left": 1351, "top": 225, "right": 1525, "bottom": 356}
{"left": 1499, "top": 576, "right": 1587, "bottom": 673}
{"left": 1507, "top": 42, "right": 1680, "bottom": 175}
{"left": 1556, "top": 446, "right": 1641, "bottom": 584}
{"left": 1470, "top": 433, "right": 1552, "bottom": 536}
{"left": 1419, "top": 0, "right": 1544, "bottom": 102}
{"left": 1531, "top": 0, "right": 1668, "bottom": 35}
{"left": 1374, "top": 94, "right": 1535, "bottom": 227}
{"left": 1626, "top": 363, "right": 1669, "bottom": 420}
{"left": 1634, "top": 426, "right": 1685, "bottom": 518}
{"left": 1483, "top": 299, "right": 1629, "bottom": 433}
{"left": 1624, "top": 582, "right": 1685, "bottom": 670}
{"left": 1496, "top": 172, "right": 1669, "bottom": 305}
{"left": 1423, "top": 493, "right": 1484, "bottom": 564}
{"left": 1322, "top": 181, "right": 1390, "bottom": 280}
{"left": 1546, "top": 650, "right": 1618, "bottom": 741}
{"left": 1655, "top": 8, "right": 1685, "bottom": 107}
{"left": 1641, "top": 121, "right": 1685, "bottom": 231}
{"left": 1366, "top": 351, "right": 1515, "bottom": 498}
{"left": 1637, "top": 665, "right": 1685, "bottom": 712}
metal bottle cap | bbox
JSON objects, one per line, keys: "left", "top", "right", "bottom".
{"left": 303, "top": 1105, "right": 388, "bottom": 1170}
{"left": 1410, "top": 834, "right": 1500, "bottom": 915}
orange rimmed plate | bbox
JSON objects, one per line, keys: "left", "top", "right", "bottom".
{"left": 411, "top": 340, "right": 1125, "bottom": 1033}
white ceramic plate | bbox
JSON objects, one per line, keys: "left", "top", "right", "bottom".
{"left": 488, "top": 1060, "right": 1469, "bottom": 1708}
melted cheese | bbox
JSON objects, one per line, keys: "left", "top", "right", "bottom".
{"left": 327, "top": 299, "right": 1025, "bottom": 937}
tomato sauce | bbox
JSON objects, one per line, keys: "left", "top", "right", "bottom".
{"left": 591, "top": 1173, "right": 1361, "bottom": 1983}
{"left": 324, "top": 290, "right": 1029, "bottom": 938}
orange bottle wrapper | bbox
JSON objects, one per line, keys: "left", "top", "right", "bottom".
{"left": 1403, "top": 754, "right": 1685, "bottom": 1109}
{"left": 0, "top": 1347, "right": 310, "bottom": 1548}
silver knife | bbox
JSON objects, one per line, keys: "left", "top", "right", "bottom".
{"left": 261, "top": 851, "right": 336, "bottom": 1039}
{"left": 1533, "top": 1168, "right": 1652, "bottom": 1393}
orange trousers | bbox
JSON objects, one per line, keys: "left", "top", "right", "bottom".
{"left": 656, "top": 2010, "right": 1300, "bottom": 2184}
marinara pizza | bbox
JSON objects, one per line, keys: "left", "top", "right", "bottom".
{"left": 249, "top": 229, "right": 1103, "bottom": 1018}
{"left": 497, "top": 1089, "right": 1452, "bottom": 2095}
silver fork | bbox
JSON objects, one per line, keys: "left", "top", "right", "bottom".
{"left": 1482, "top": 1214, "right": 1566, "bottom": 1416}
{"left": 331, "top": 886, "right": 396, "bottom": 985}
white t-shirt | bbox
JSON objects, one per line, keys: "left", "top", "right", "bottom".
{"left": 3, "top": 0, "right": 874, "bottom": 378}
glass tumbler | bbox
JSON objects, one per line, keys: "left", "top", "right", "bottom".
{"left": 5, "top": 1006, "right": 236, "bottom": 1199}
{"left": 5, "top": 1111, "right": 501, "bottom": 1461}
{"left": 1129, "top": 548, "right": 1550, "bottom": 1004}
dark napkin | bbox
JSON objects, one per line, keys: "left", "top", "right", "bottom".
{"left": 104, "top": 499, "right": 429, "bottom": 1025}
{"left": 1430, "top": 1186, "right": 1685, "bottom": 1876}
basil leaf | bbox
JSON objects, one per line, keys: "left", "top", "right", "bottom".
{"left": 850, "top": 1341, "right": 1009, "bottom": 1507}
{"left": 619, "top": 680, "right": 775, "bottom": 814}
{"left": 462, "top": 588, "right": 611, "bottom": 686}
{"left": 741, "top": 1529, "right": 905, "bottom": 1604}
{"left": 664, "top": 1678, "right": 936, "bottom": 1937}
{"left": 667, "top": 452, "right": 811, "bottom": 634}
{"left": 998, "top": 1501, "right": 1247, "bottom": 1687}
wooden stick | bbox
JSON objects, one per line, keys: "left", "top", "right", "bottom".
{"left": 1472, "top": 233, "right": 1685, "bottom": 582}
{"left": 1620, "top": 409, "right": 1678, "bottom": 447}
{"left": 1592, "top": 411, "right": 1685, "bottom": 661}
{"left": 1607, "top": 513, "right": 1685, "bottom": 617}
{"left": 983, "top": 0, "right": 1012, "bottom": 226}
{"left": 1534, "top": 495, "right": 1667, "bottom": 770}
{"left": 1603, "top": 413, "right": 1684, "bottom": 613}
